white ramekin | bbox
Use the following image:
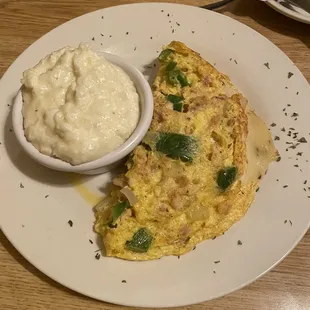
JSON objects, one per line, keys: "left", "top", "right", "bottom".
{"left": 12, "top": 52, "right": 153, "bottom": 175}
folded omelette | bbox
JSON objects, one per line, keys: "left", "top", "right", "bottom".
{"left": 94, "top": 41, "right": 279, "bottom": 260}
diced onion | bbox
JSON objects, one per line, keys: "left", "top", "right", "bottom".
{"left": 186, "top": 204, "right": 210, "bottom": 222}
{"left": 120, "top": 186, "right": 137, "bottom": 206}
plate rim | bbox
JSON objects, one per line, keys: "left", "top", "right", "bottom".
{"left": 1, "top": 2, "right": 310, "bottom": 307}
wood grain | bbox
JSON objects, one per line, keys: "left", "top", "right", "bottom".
{"left": 1, "top": 0, "right": 310, "bottom": 309}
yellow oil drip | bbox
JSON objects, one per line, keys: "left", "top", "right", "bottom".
{"left": 67, "top": 173, "right": 102, "bottom": 207}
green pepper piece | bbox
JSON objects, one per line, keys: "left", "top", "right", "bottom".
{"left": 167, "top": 94, "right": 184, "bottom": 112}
{"left": 155, "top": 132, "right": 197, "bottom": 162}
{"left": 125, "top": 228, "right": 153, "bottom": 253}
{"left": 111, "top": 201, "right": 130, "bottom": 224}
{"left": 158, "top": 49, "right": 174, "bottom": 61}
{"left": 173, "top": 102, "right": 183, "bottom": 112}
{"left": 177, "top": 71, "right": 190, "bottom": 87}
{"left": 167, "top": 69, "right": 179, "bottom": 85}
{"left": 167, "top": 94, "right": 184, "bottom": 104}
{"left": 217, "top": 167, "right": 237, "bottom": 191}
{"left": 166, "top": 61, "right": 177, "bottom": 71}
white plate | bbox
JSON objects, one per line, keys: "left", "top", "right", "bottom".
{"left": 266, "top": 0, "right": 310, "bottom": 24}
{"left": 0, "top": 3, "right": 310, "bottom": 308}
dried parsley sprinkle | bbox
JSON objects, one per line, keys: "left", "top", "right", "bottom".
{"left": 288, "top": 72, "right": 294, "bottom": 79}
{"left": 283, "top": 185, "right": 288, "bottom": 188}
{"left": 285, "top": 86, "right": 288, "bottom": 89}
{"left": 68, "top": 220, "right": 73, "bottom": 227}
{"left": 122, "top": 280, "right": 127, "bottom": 283}
{"left": 294, "top": 164, "right": 299, "bottom": 167}
{"left": 20, "top": 183, "right": 24, "bottom": 188}
{"left": 176, "top": 22, "right": 180, "bottom": 26}
{"left": 92, "top": 37, "right": 95, "bottom": 41}
{"left": 256, "top": 187, "right": 260, "bottom": 192}
{"left": 234, "top": 60, "right": 238, "bottom": 64}
{"left": 270, "top": 123, "right": 276, "bottom": 127}
{"left": 275, "top": 136, "right": 280, "bottom": 141}
{"left": 284, "top": 220, "right": 287, "bottom": 224}
{"left": 214, "top": 260, "right": 220, "bottom": 264}
{"left": 299, "top": 137, "right": 307, "bottom": 143}
{"left": 289, "top": 220, "right": 293, "bottom": 226}
{"left": 177, "top": 256, "right": 180, "bottom": 259}
{"left": 281, "top": 127, "right": 286, "bottom": 132}
{"left": 212, "top": 236, "right": 216, "bottom": 240}
{"left": 237, "top": 240, "right": 242, "bottom": 245}
{"left": 192, "top": 30, "right": 195, "bottom": 34}
{"left": 193, "top": 246, "right": 196, "bottom": 250}
{"left": 264, "top": 62, "right": 270, "bottom": 69}
{"left": 291, "top": 112, "right": 299, "bottom": 117}
{"left": 95, "top": 253, "right": 100, "bottom": 260}
{"left": 213, "top": 270, "right": 216, "bottom": 274}
{"left": 126, "top": 32, "right": 129, "bottom": 35}
{"left": 45, "top": 195, "right": 49, "bottom": 198}
{"left": 89, "top": 239, "right": 93, "bottom": 244}
{"left": 296, "top": 92, "right": 299, "bottom": 95}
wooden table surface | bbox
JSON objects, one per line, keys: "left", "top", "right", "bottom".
{"left": 1, "top": 0, "right": 309, "bottom": 309}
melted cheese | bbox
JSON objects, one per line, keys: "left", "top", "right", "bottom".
{"left": 243, "top": 110, "right": 278, "bottom": 183}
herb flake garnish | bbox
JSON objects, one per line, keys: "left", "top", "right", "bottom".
{"left": 288, "top": 72, "right": 294, "bottom": 79}
{"left": 95, "top": 253, "right": 100, "bottom": 260}
{"left": 264, "top": 62, "right": 270, "bottom": 69}
{"left": 89, "top": 239, "right": 93, "bottom": 244}
{"left": 20, "top": 183, "right": 24, "bottom": 188}
{"left": 122, "top": 280, "right": 127, "bottom": 283}
{"left": 237, "top": 240, "right": 242, "bottom": 245}
{"left": 68, "top": 220, "right": 73, "bottom": 227}
{"left": 214, "top": 260, "right": 220, "bottom": 264}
